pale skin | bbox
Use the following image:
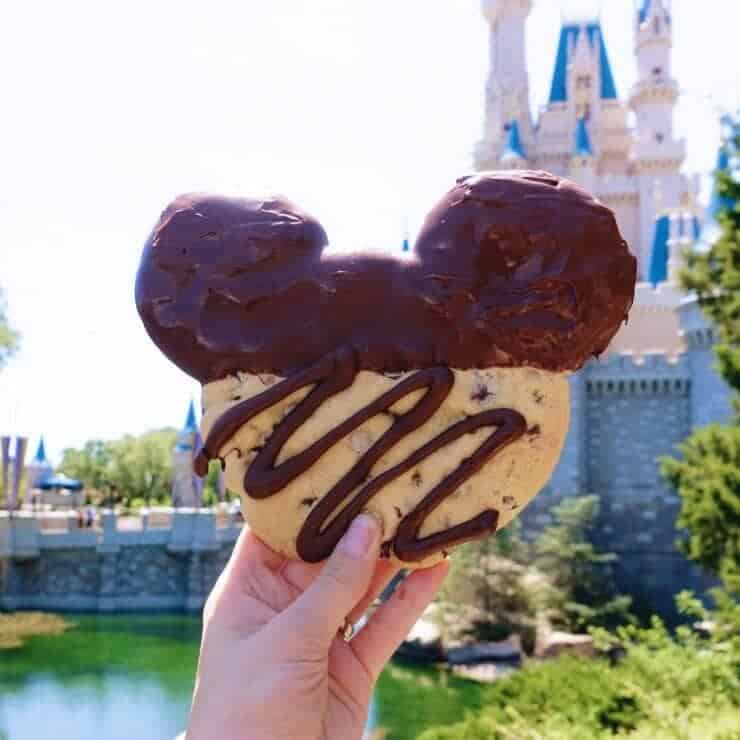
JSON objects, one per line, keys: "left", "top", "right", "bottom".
{"left": 187, "top": 514, "right": 448, "bottom": 740}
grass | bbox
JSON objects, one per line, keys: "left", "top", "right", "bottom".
{"left": 373, "top": 663, "right": 486, "bottom": 740}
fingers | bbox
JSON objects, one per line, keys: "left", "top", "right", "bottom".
{"left": 350, "top": 561, "right": 448, "bottom": 682}
{"left": 347, "top": 560, "right": 400, "bottom": 626}
{"left": 283, "top": 514, "right": 381, "bottom": 646}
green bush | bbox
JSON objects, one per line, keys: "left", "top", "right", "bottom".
{"left": 418, "top": 616, "right": 740, "bottom": 740}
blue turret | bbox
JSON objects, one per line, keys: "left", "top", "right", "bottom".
{"left": 25, "top": 435, "right": 53, "bottom": 496}
{"left": 33, "top": 437, "right": 48, "bottom": 464}
{"left": 548, "top": 23, "right": 618, "bottom": 103}
{"left": 175, "top": 400, "right": 199, "bottom": 452}
{"left": 501, "top": 120, "right": 526, "bottom": 162}
{"left": 648, "top": 213, "right": 700, "bottom": 286}
{"left": 172, "top": 400, "right": 201, "bottom": 507}
{"left": 574, "top": 118, "right": 593, "bottom": 157}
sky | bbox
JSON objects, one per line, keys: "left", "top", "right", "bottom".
{"left": 1, "top": 0, "right": 738, "bottom": 464}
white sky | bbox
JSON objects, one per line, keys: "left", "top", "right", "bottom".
{"left": 1, "top": 0, "right": 738, "bottom": 464}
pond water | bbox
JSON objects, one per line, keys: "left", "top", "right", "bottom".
{"left": 0, "top": 615, "right": 482, "bottom": 740}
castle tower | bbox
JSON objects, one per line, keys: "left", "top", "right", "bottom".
{"left": 25, "top": 437, "right": 53, "bottom": 498}
{"left": 631, "top": 0, "right": 687, "bottom": 277}
{"left": 569, "top": 117, "right": 597, "bottom": 193}
{"left": 475, "top": 0, "right": 533, "bottom": 170}
{"left": 171, "top": 401, "right": 201, "bottom": 508}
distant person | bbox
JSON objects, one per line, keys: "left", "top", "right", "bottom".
{"left": 186, "top": 514, "right": 447, "bottom": 740}
{"left": 85, "top": 507, "right": 94, "bottom": 528}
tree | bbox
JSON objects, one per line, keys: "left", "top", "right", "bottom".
{"left": 433, "top": 497, "right": 633, "bottom": 649}
{"left": 534, "top": 496, "right": 634, "bottom": 632}
{"left": 60, "top": 429, "right": 178, "bottom": 507}
{"left": 681, "top": 118, "right": 740, "bottom": 393}
{"left": 433, "top": 520, "right": 545, "bottom": 652}
{"left": 108, "top": 429, "right": 178, "bottom": 507}
{"left": 662, "top": 117, "right": 740, "bottom": 592}
{"left": 59, "top": 440, "right": 116, "bottom": 501}
{"left": 0, "top": 286, "right": 19, "bottom": 370}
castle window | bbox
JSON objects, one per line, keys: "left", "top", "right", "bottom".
{"left": 654, "top": 17, "right": 661, "bottom": 34}
{"left": 663, "top": 380, "right": 670, "bottom": 392}
{"left": 618, "top": 381, "right": 624, "bottom": 393}
{"left": 652, "top": 380, "right": 659, "bottom": 392}
{"left": 586, "top": 381, "right": 593, "bottom": 393}
{"left": 652, "top": 67, "right": 663, "bottom": 77}
{"left": 630, "top": 381, "right": 636, "bottom": 393}
{"left": 640, "top": 381, "right": 647, "bottom": 391}
{"left": 576, "top": 103, "right": 591, "bottom": 120}
{"left": 674, "top": 380, "right": 682, "bottom": 391}
{"left": 607, "top": 381, "right": 614, "bottom": 392}
{"left": 656, "top": 132, "right": 665, "bottom": 143}
{"left": 576, "top": 75, "right": 592, "bottom": 90}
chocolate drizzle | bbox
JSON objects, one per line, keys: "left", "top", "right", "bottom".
{"left": 194, "top": 349, "right": 526, "bottom": 563}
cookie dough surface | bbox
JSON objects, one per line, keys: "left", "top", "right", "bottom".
{"left": 201, "top": 367, "right": 569, "bottom": 568}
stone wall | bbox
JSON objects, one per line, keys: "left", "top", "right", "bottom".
{"left": 523, "top": 349, "right": 723, "bottom": 624}
{"left": 0, "top": 509, "right": 240, "bottom": 613}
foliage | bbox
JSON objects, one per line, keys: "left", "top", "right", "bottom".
{"left": 534, "top": 495, "right": 634, "bottom": 632}
{"left": 663, "top": 118, "right": 740, "bottom": 595}
{"left": 60, "top": 429, "right": 178, "bottom": 507}
{"left": 419, "top": 615, "right": 740, "bottom": 740}
{"left": 681, "top": 118, "right": 740, "bottom": 394}
{"left": 433, "top": 520, "right": 544, "bottom": 652}
{"left": 0, "top": 286, "right": 19, "bottom": 371}
{"left": 433, "top": 498, "right": 633, "bottom": 650}
{"left": 0, "top": 612, "right": 72, "bottom": 650}
{"left": 662, "top": 424, "right": 740, "bottom": 591}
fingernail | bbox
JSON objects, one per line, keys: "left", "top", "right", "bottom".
{"left": 340, "top": 514, "right": 380, "bottom": 559}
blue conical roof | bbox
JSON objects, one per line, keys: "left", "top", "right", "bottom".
{"left": 501, "top": 120, "right": 526, "bottom": 161}
{"left": 638, "top": 0, "right": 651, "bottom": 24}
{"left": 33, "top": 437, "right": 48, "bottom": 464}
{"left": 648, "top": 214, "right": 701, "bottom": 286}
{"left": 574, "top": 118, "right": 593, "bottom": 157}
{"left": 548, "top": 23, "right": 618, "bottom": 103}
{"left": 183, "top": 400, "right": 198, "bottom": 433}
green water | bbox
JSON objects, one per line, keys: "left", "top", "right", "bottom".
{"left": 0, "top": 616, "right": 481, "bottom": 740}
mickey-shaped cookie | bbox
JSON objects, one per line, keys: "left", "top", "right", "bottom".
{"left": 136, "top": 171, "right": 636, "bottom": 567}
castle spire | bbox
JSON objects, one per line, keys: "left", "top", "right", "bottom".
{"left": 33, "top": 436, "right": 48, "bottom": 463}
{"left": 183, "top": 400, "right": 198, "bottom": 434}
{"left": 631, "top": 0, "right": 684, "bottom": 279}
{"left": 475, "top": 0, "right": 533, "bottom": 170}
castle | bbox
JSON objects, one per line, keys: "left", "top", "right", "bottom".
{"left": 476, "top": 0, "right": 734, "bottom": 619}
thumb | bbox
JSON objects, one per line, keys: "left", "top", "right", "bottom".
{"left": 286, "top": 514, "right": 381, "bottom": 646}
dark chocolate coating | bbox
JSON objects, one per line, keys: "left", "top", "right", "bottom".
{"left": 135, "top": 171, "right": 636, "bottom": 382}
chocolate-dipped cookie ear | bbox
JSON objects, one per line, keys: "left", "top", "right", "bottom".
{"left": 413, "top": 171, "right": 636, "bottom": 365}
{"left": 135, "top": 193, "right": 329, "bottom": 380}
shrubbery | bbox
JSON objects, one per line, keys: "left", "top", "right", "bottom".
{"left": 433, "top": 496, "right": 634, "bottom": 651}
{"left": 418, "top": 612, "right": 740, "bottom": 739}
